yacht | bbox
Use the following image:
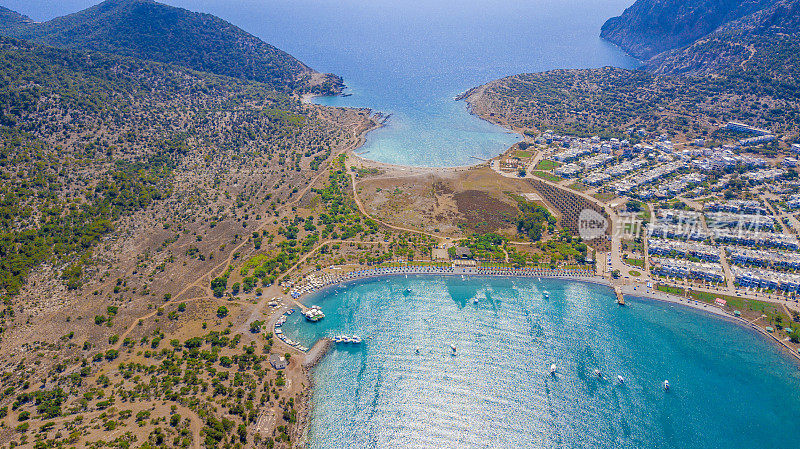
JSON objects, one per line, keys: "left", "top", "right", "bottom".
{"left": 543, "top": 290, "right": 550, "bottom": 299}
{"left": 617, "top": 375, "right": 625, "bottom": 384}
{"left": 415, "top": 347, "right": 420, "bottom": 354}
{"left": 450, "top": 344, "right": 457, "bottom": 355}
{"left": 550, "top": 364, "right": 557, "bottom": 375}
{"left": 594, "top": 369, "right": 601, "bottom": 378}
{"left": 663, "top": 380, "right": 670, "bottom": 390}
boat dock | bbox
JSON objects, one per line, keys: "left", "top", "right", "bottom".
{"left": 614, "top": 285, "right": 625, "bottom": 305}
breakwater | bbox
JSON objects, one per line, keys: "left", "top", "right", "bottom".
{"left": 303, "top": 338, "right": 333, "bottom": 369}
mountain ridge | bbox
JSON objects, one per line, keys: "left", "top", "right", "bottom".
{"left": 600, "top": 0, "right": 779, "bottom": 60}
{"left": 645, "top": 0, "right": 800, "bottom": 78}
{"left": 0, "top": 5, "right": 32, "bottom": 32}
{"left": 0, "top": 0, "right": 342, "bottom": 94}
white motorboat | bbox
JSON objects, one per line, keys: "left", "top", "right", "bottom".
{"left": 415, "top": 347, "right": 420, "bottom": 354}
{"left": 594, "top": 369, "right": 601, "bottom": 378}
{"left": 450, "top": 344, "right": 457, "bottom": 355}
{"left": 543, "top": 290, "right": 550, "bottom": 299}
{"left": 550, "top": 364, "right": 557, "bottom": 375}
{"left": 617, "top": 375, "right": 625, "bottom": 384}
{"left": 663, "top": 380, "right": 670, "bottom": 390}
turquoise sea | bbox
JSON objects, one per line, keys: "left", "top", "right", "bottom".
{"left": 282, "top": 276, "right": 800, "bottom": 448}
{"left": 8, "top": 0, "right": 639, "bottom": 166}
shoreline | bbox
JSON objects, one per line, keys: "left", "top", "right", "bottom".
{"left": 288, "top": 267, "right": 800, "bottom": 445}
{"left": 620, "top": 284, "right": 800, "bottom": 364}
{"left": 301, "top": 91, "right": 523, "bottom": 172}
{"left": 458, "top": 82, "right": 532, "bottom": 138}
{"left": 287, "top": 267, "right": 800, "bottom": 363}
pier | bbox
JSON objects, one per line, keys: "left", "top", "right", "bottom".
{"left": 303, "top": 338, "right": 333, "bottom": 368}
{"left": 614, "top": 285, "right": 625, "bottom": 305}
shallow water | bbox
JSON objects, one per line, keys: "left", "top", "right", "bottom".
{"left": 282, "top": 276, "right": 800, "bottom": 449}
{"left": 9, "top": 0, "right": 640, "bottom": 166}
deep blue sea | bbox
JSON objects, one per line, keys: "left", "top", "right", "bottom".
{"left": 7, "top": 0, "right": 639, "bottom": 166}
{"left": 282, "top": 276, "right": 800, "bottom": 448}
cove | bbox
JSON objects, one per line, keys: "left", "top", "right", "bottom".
{"left": 145, "top": 0, "right": 638, "bottom": 166}
{"left": 10, "top": 0, "right": 641, "bottom": 166}
{"left": 282, "top": 275, "right": 800, "bottom": 448}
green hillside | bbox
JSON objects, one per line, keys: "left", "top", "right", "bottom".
{"left": 0, "top": 0, "right": 342, "bottom": 94}
{"left": 0, "top": 34, "right": 326, "bottom": 295}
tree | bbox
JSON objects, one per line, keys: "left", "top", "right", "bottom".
{"left": 238, "top": 424, "right": 247, "bottom": 442}
{"left": 789, "top": 328, "right": 800, "bottom": 343}
{"left": 216, "top": 306, "right": 228, "bottom": 318}
{"left": 626, "top": 200, "right": 643, "bottom": 212}
{"left": 211, "top": 276, "right": 228, "bottom": 297}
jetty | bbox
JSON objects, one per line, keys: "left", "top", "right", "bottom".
{"left": 614, "top": 285, "right": 625, "bottom": 305}
{"left": 303, "top": 338, "right": 333, "bottom": 368}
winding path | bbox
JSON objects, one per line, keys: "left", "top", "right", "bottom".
{"left": 345, "top": 162, "right": 449, "bottom": 243}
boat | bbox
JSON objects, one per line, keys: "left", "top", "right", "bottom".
{"left": 472, "top": 297, "right": 479, "bottom": 304}
{"left": 415, "top": 347, "right": 420, "bottom": 354}
{"left": 543, "top": 290, "right": 550, "bottom": 299}
{"left": 304, "top": 306, "right": 325, "bottom": 322}
{"left": 450, "top": 344, "right": 457, "bottom": 355}
{"left": 663, "top": 380, "right": 670, "bottom": 390}
{"left": 594, "top": 369, "right": 601, "bottom": 378}
{"left": 550, "top": 364, "right": 557, "bottom": 375}
{"left": 617, "top": 375, "right": 625, "bottom": 384}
